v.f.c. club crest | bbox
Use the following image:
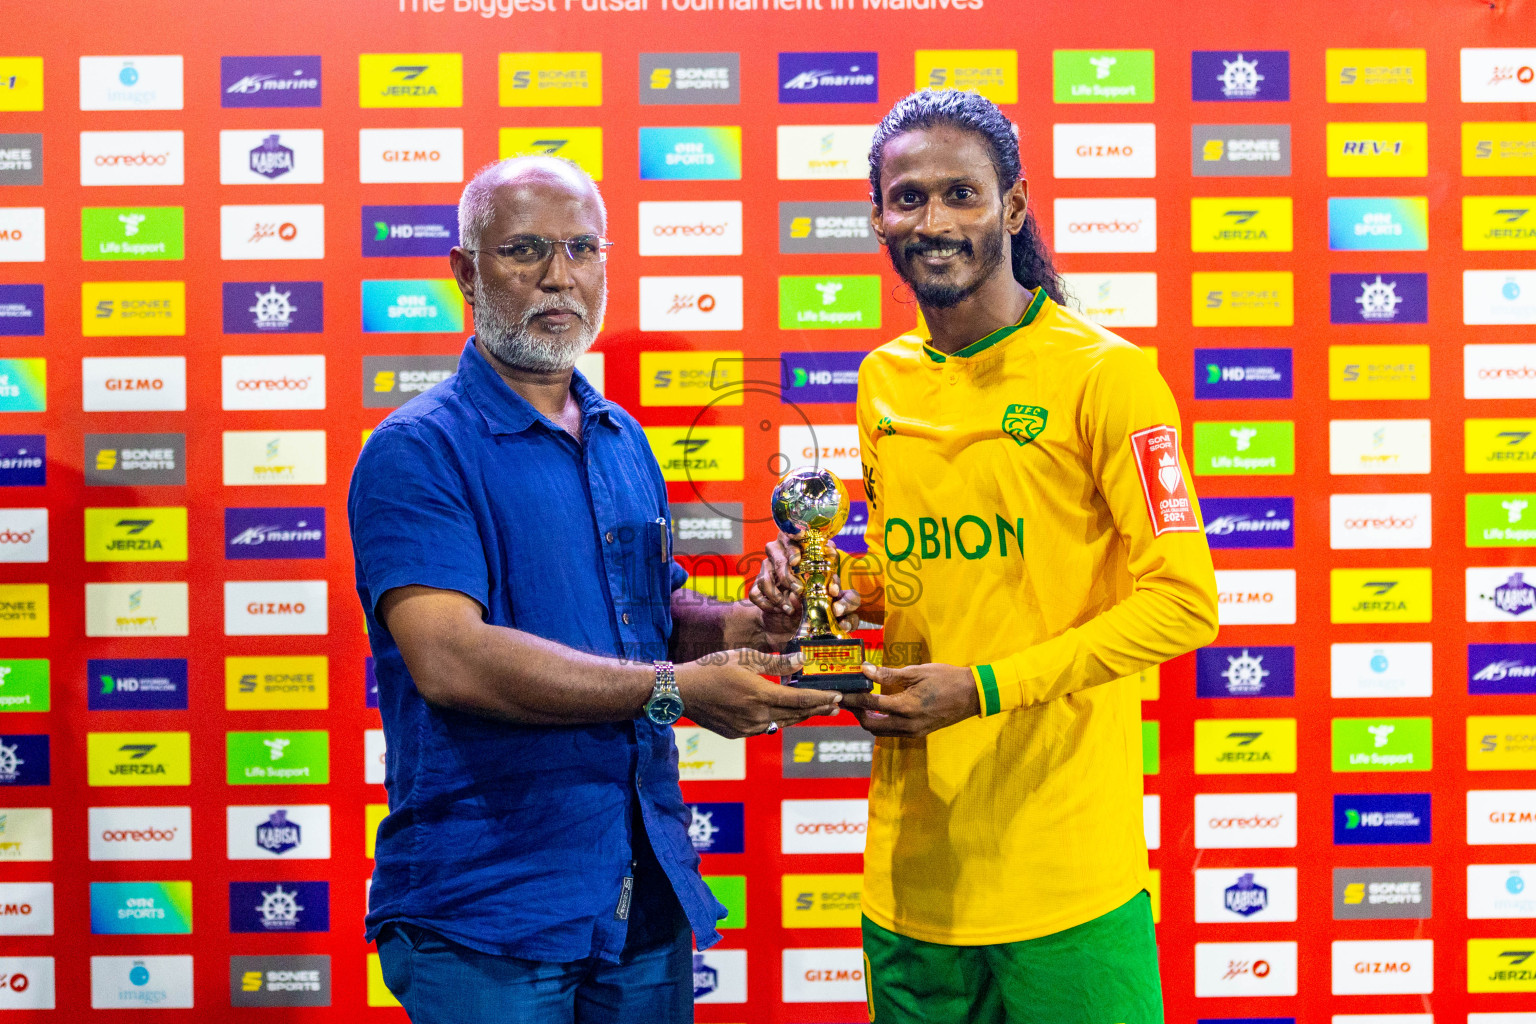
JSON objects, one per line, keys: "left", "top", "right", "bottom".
{"left": 1001, "top": 404, "right": 1048, "bottom": 447}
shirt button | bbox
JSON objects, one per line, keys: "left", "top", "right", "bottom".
{"left": 622, "top": 613, "right": 631, "bottom": 625}
{"left": 605, "top": 531, "right": 615, "bottom": 543}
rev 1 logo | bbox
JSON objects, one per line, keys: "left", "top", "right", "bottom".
{"left": 1202, "top": 498, "right": 1294, "bottom": 550}
{"left": 362, "top": 205, "right": 458, "bottom": 257}
{"left": 1335, "top": 792, "right": 1431, "bottom": 845}
{"left": 1195, "top": 348, "right": 1292, "bottom": 400}
{"left": 778, "top": 52, "right": 878, "bottom": 103}
{"left": 1196, "top": 646, "right": 1295, "bottom": 698}
{"left": 221, "top": 56, "right": 322, "bottom": 108}
{"left": 685, "top": 802, "right": 744, "bottom": 854}
{"left": 224, "top": 508, "right": 325, "bottom": 560}
{"left": 87, "top": 658, "right": 187, "bottom": 711}
{"left": 781, "top": 725, "right": 874, "bottom": 779}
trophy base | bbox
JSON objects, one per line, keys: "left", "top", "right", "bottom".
{"left": 786, "top": 636, "right": 872, "bottom": 693}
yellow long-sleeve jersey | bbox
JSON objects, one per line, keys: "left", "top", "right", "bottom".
{"left": 847, "top": 289, "right": 1219, "bottom": 945}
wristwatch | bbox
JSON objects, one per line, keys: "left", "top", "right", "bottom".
{"left": 643, "top": 660, "right": 684, "bottom": 726}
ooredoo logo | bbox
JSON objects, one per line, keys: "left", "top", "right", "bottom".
{"left": 1053, "top": 197, "right": 1157, "bottom": 253}
{"left": 638, "top": 202, "right": 743, "bottom": 257}
{"left": 1195, "top": 792, "right": 1297, "bottom": 848}
{"left": 1467, "top": 344, "right": 1536, "bottom": 399}
{"left": 222, "top": 356, "right": 326, "bottom": 411}
{"left": 781, "top": 799, "right": 868, "bottom": 854}
{"left": 87, "top": 807, "right": 192, "bottom": 861}
{"left": 79, "top": 131, "right": 185, "bottom": 187}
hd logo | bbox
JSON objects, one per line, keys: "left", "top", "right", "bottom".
{"left": 86, "top": 731, "right": 191, "bottom": 787}
{"left": 358, "top": 53, "right": 462, "bottom": 107}
{"left": 82, "top": 507, "right": 187, "bottom": 562}
{"left": 498, "top": 52, "right": 601, "bottom": 107}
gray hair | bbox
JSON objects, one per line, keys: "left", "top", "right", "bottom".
{"left": 458, "top": 156, "right": 607, "bottom": 251}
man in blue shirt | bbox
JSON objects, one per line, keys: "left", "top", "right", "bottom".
{"left": 348, "top": 156, "right": 859, "bottom": 1023}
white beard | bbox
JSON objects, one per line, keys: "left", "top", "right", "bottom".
{"left": 473, "top": 280, "right": 607, "bottom": 374}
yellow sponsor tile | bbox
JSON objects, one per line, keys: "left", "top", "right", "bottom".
{"left": 1464, "top": 122, "right": 1536, "bottom": 177}
{"left": 498, "top": 52, "right": 602, "bottom": 107}
{"left": 680, "top": 575, "right": 746, "bottom": 602}
{"left": 1190, "top": 197, "right": 1293, "bottom": 252}
{"left": 1330, "top": 567, "right": 1432, "bottom": 623}
{"left": 644, "top": 426, "right": 744, "bottom": 482}
{"left": 1327, "top": 122, "right": 1428, "bottom": 177}
{"left": 1463, "top": 196, "right": 1536, "bottom": 251}
{"left": 365, "top": 803, "right": 388, "bottom": 859}
{"left": 1468, "top": 937, "right": 1536, "bottom": 992}
{"left": 639, "top": 351, "right": 744, "bottom": 407}
{"left": 225, "top": 656, "right": 329, "bottom": 711}
{"left": 81, "top": 281, "right": 186, "bottom": 337}
{"left": 915, "top": 50, "right": 1018, "bottom": 103}
{"left": 87, "top": 730, "right": 191, "bottom": 786}
{"left": 1326, "top": 49, "right": 1427, "bottom": 103}
{"left": 1328, "top": 345, "right": 1431, "bottom": 401}
{"left": 1193, "top": 718, "right": 1298, "bottom": 774}
{"left": 83, "top": 506, "right": 188, "bottom": 562}
{"left": 498, "top": 127, "right": 603, "bottom": 180}
{"left": 1467, "top": 715, "right": 1536, "bottom": 770}
{"left": 782, "top": 873, "right": 863, "bottom": 928}
{"left": 359, "top": 53, "right": 462, "bottom": 108}
{"left": 0, "top": 58, "right": 44, "bottom": 111}
{"left": 366, "top": 953, "right": 401, "bottom": 1007}
{"left": 1466, "top": 418, "right": 1536, "bottom": 474}
{"left": 0, "top": 583, "right": 47, "bottom": 638}
{"left": 1147, "top": 869, "right": 1160, "bottom": 923}
{"left": 1191, "top": 272, "right": 1294, "bottom": 326}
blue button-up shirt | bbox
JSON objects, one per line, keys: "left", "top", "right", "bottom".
{"left": 348, "top": 339, "right": 723, "bottom": 961}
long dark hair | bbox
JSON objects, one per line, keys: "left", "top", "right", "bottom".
{"left": 868, "top": 89, "right": 1068, "bottom": 307}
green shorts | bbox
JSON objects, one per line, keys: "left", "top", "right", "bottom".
{"left": 861, "top": 891, "right": 1163, "bottom": 1024}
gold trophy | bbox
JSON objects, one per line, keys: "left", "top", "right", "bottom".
{"left": 771, "top": 468, "right": 870, "bottom": 693}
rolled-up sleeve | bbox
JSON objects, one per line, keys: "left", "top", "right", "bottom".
{"left": 348, "top": 424, "right": 490, "bottom": 619}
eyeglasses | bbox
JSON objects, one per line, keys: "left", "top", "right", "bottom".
{"left": 467, "top": 234, "right": 613, "bottom": 266}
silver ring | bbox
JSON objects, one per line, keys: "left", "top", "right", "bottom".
{"left": 765, "top": 721, "right": 779, "bottom": 735}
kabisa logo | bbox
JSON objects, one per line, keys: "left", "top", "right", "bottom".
{"left": 1195, "top": 348, "right": 1292, "bottom": 400}
{"left": 221, "top": 56, "right": 321, "bottom": 108}
{"left": 88, "top": 659, "right": 187, "bottom": 711}
{"left": 778, "top": 52, "right": 878, "bottom": 103}
{"left": 1469, "top": 643, "right": 1536, "bottom": 695}
{"left": 1191, "top": 51, "right": 1290, "bottom": 101}
{"left": 1196, "top": 646, "right": 1296, "bottom": 698}
{"left": 223, "top": 281, "right": 323, "bottom": 334}
{"left": 224, "top": 508, "right": 325, "bottom": 560}
{"left": 1224, "top": 873, "right": 1269, "bottom": 916}
{"left": 249, "top": 134, "right": 293, "bottom": 179}
{"left": 0, "top": 735, "right": 46, "bottom": 786}
{"left": 1330, "top": 273, "right": 1429, "bottom": 324}
{"left": 363, "top": 356, "right": 456, "bottom": 408}
{"left": 1472, "top": 569, "right": 1536, "bottom": 619}
{"left": 0, "top": 435, "right": 43, "bottom": 487}
{"left": 685, "top": 802, "right": 744, "bottom": 854}
{"left": 1201, "top": 498, "right": 1295, "bottom": 550}
{"left": 362, "top": 205, "right": 458, "bottom": 258}
{"left": 1335, "top": 792, "right": 1432, "bottom": 845}
{"left": 229, "top": 881, "right": 329, "bottom": 933}
{"left": 640, "top": 53, "right": 740, "bottom": 104}
{"left": 692, "top": 953, "right": 717, "bottom": 1000}
{"left": 256, "top": 810, "right": 302, "bottom": 855}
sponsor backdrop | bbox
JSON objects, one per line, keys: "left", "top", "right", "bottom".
{"left": 0, "top": 1, "right": 1533, "bottom": 1021}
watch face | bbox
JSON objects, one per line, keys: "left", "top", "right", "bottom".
{"left": 646, "top": 693, "right": 685, "bottom": 726}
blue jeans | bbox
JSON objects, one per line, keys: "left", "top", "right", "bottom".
{"left": 377, "top": 913, "right": 693, "bottom": 1024}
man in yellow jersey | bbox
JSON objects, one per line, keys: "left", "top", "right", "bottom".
{"left": 752, "top": 90, "right": 1218, "bottom": 1024}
